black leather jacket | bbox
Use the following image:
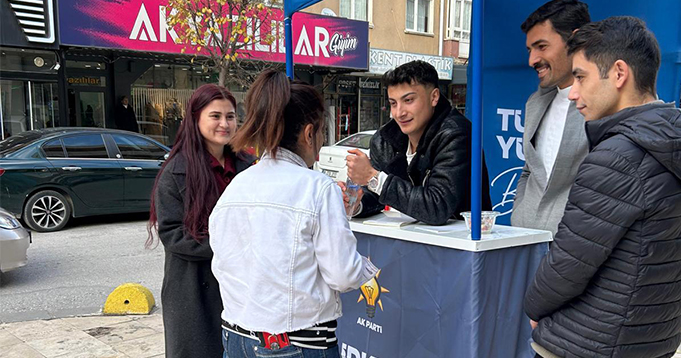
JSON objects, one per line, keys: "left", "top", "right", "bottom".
{"left": 357, "top": 98, "right": 492, "bottom": 225}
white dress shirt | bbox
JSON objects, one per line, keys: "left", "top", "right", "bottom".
{"left": 535, "top": 86, "right": 571, "bottom": 179}
{"left": 209, "top": 147, "right": 378, "bottom": 334}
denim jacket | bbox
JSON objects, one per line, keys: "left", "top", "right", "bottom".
{"left": 209, "top": 147, "right": 378, "bottom": 334}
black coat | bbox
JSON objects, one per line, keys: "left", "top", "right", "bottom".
{"left": 524, "top": 102, "right": 681, "bottom": 358}
{"left": 155, "top": 150, "right": 254, "bottom": 358}
{"left": 358, "top": 98, "right": 492, "bottom": 225}
{"left": 115, "top": 104, "right": 139, "bottom": 133}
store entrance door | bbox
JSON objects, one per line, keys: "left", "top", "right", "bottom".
{"left": 68, "top": 88, "right": 106, "bottom": 128}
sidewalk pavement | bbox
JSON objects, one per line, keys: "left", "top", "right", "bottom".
{"left": 3, "top": 312, "right": 681, "bottom": 358}
{"left": 0, "top": 313, "right": 164, "bottom": 358}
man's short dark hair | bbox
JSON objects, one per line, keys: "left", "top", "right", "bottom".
{"left": 383, "top": 60, "right": 439, "bottom": 89}
{"left": 521, "top": 0, "right": 590, "bottom": 43}
{"left": 568, "top": 16, "right": 660, "bottom": 98}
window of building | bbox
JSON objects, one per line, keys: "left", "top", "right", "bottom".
{"left": 340, "top": 0, "right": 371, "bottom": 22}
{"left": 406, "top": 0, "right": 433, "bottom": 33}
{"left": 1, "top": 80, "right": 59, "bottom": 140}
{"left": 447, "top": 0, "right": 472, "bottom": 42}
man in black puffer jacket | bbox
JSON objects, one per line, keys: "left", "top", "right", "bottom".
{"left": 524, "top": 17, "right": 681, "bottom": 358}
{"left": 346, "top": 60, "right": 492, "bottom": 225}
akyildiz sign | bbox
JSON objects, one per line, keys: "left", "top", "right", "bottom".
{"left": 58, "top": 0, "right": 369, "bottom": 70}
{"left": 369, "top": 48, "right": 454, "bottom": 80}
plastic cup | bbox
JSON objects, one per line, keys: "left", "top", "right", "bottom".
{"left": 460, "top": 211, "right": 500, "bottom": 234}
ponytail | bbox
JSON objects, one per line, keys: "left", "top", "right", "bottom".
{"left": 231, "top": 70, "right": 324, "bottom": 158}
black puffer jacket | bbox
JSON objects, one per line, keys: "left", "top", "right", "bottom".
{"left": 524, "top": 102, "right": 681, "bottom": 358}
{"left": 358, "top": 98, "right": 492, "bottom": 225}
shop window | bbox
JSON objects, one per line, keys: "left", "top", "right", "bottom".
{"left": 1, "top": 80, "right": 59, "bottom": 140}
{"left": 446, "top": 0, "right": 472, "bottom": 42}
{"left": 0, "top": 80, "right": 28, "bottom": 140}
{"left": 77, "top": 92, "right": 106, "bottom": 128}
{"left": 406, "top": 0, "right": 433, "bottom": 34}
{"left": 31, "top": 83, "right": 59, "bottom": 130}
{"left": 451, "top": 84, "right": 467, "bottom": 114}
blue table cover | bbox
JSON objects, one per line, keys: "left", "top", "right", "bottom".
{"left": 337, "top": 231, "right": 548, "bottom": 358}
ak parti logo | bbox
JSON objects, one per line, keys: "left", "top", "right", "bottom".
{"left": 357, "top": 268, "right": 390, "bottom": 318}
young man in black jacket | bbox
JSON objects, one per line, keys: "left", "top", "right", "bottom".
{"left": 524, "top": 17, "right": 681, "bottom": 358}
{"left": 346, "top": 60, "right": 491, "bottom": 225}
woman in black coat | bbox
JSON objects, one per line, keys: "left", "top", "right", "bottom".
{"left": 147, "top": 84, "right": 255, "bottom": 358}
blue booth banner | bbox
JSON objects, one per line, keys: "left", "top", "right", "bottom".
{"left": 477, "top": 0, "right": 681, "bottom": 225}
{"left": 337, "top": 232, "right": 548, "bottom": 358}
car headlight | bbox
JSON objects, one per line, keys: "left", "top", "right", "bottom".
{"left": 0, "top": 215, "right": 21, "bottom": 229}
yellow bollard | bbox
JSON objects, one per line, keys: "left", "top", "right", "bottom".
{"left": 103, "top": 283, "right": 155, "bottom": 315}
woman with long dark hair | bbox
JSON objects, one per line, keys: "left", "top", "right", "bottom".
{"left": 147, "top": 84, "right": 255, "bottom": 358}
{"left": 209, "top": 70, "right": 378, "bottom": 358}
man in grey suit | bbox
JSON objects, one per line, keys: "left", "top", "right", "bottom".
{"left": 511, "top": 0, "right": 591, "bottom": 236}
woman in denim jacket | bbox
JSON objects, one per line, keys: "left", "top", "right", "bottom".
{"left": 209, "top": 70, "right": 378, "bottom": 358}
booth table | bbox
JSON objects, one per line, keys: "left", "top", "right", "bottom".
{"left": 337, "top": 213, "right": 552, "bottom": 358}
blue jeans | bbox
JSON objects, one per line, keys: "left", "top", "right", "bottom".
{"left": 222, "top": 329, "right": 341, "bottom": 358}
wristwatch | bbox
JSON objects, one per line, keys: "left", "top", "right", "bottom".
{"left": 367, "top": 171, "right": 380, "bottom": 192}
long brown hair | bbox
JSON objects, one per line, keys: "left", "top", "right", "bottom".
{"left": 146, "top": 84, "right": 237, "bottom": 248}
{"left": 230, "top": 70, "right": 324, "bottom": 158}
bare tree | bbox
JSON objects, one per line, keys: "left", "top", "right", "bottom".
{"left": 166, "top": 0, "right": 282, "bottom": 86}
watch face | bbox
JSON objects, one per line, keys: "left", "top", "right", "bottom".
{"left": 369, "top": 177, "right": 379, "bottom": 190}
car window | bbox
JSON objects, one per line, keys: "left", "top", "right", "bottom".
{"left": 0, "top": 131, "right": 43, "bottom": 156}
{"left": 42, "top": 139, "right": 65, "bottom": 158}
{"left": 62, "top": 134, "right": 109, "bottom": 159}
{"left": 112, "top": 134, "right": 167, "bottom": 160}
{"left": 336, "top": 133, "right": 373, "bottom": 149}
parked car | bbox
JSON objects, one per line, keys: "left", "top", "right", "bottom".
{"left": 0, "top": 128, "right": 170, "bottom": 232}
{"left": 0, "top": 207, "right": 30, "bottom": 284}
{"left": 316, "top": 130, "right": 376, "bottom": 182}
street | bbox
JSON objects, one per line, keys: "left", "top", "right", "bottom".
{"left": 0, "top": 214, "right": 164, "bottom": 323}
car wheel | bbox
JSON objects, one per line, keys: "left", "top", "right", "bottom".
{"left": 24, "top": 190, "right": 71, "bottom": 232}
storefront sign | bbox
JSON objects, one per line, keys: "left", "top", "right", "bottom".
{"left": 359, "top": 78, "right": 380, "bottom": 89}
{"left": 58, "top": 0, "right": 369, "bottom": 70}
{"left": 67, "top": 76, "right": 106, "bottom": 86}
{"left": 369, "top": 48, "right": 453, "bottom": 80}
{"left": 338, "top": 78, "right": 356, "bottom": 88}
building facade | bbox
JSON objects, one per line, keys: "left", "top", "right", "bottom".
{"left": 305, "top": 0, "right": 470, "bottom": 141}
{"left": 1, "top": 0, "right": 471, "bottom": 145}
{"left": 0, "top": 0, "right": 61, "bottom": 140}
{"left": 1, "top": 0, "right": 370, "bottom": 146}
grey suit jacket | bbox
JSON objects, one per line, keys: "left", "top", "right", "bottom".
{"left": 510, "top": 86, "right": 588, "bottom": 235}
